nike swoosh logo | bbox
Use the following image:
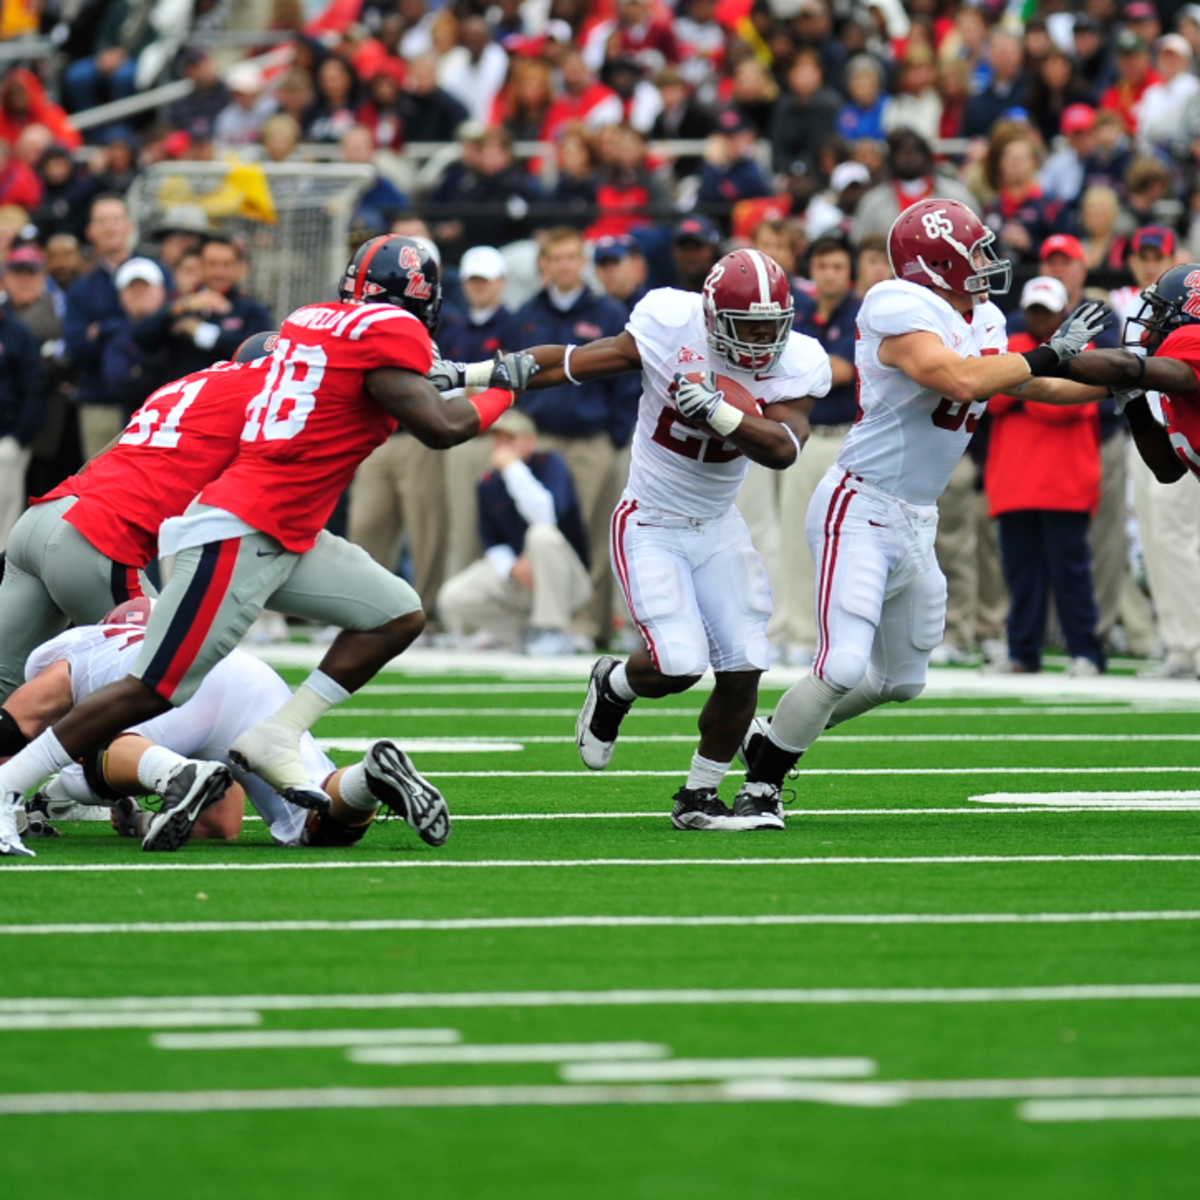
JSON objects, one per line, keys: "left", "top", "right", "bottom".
{"left": 868, "top": 520, "right": 887, "bottom": 528}
{"left": 256, "top": 549, "right": 281, "bottom": 558}
{"left": 754, "top": 373, "right": 774, "bottom": 381}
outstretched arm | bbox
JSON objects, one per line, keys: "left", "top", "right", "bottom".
{"left": 522, "top": 331, "right": 642, "bottom": 391}
{"left": 880, "top": 332, "right": 1034, "bottom": 402}
{"left": 1059, "top": 348, "right": 1200, "bottom": 397}
{"left": 365, "top": 367, "right": 510, "bottom": 448}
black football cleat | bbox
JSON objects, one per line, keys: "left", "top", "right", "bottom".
{"left": 577, "top": 656, "right": 634, "bottom": 770}
{"left": 142, "top": 761, "right": 232, "bottom": 852}
{"left": 670, "top": 787, "right": 750, "bottom": 831}
{"left": 731, "top": 781, "right": 786, "bottom": 831}
{"left": 364, "top": 740, "right": 450, "bottom": 847}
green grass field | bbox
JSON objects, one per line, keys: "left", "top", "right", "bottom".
{"left": 2, "top": 659, "right": 1199, "bottom": 1199}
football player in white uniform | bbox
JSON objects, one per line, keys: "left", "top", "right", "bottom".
{"left": 518, "top": 249, "right": 833, "bottom": 830}
{"left": 1, "top": 599, "right": 426, "bottom": 855}
{"left": 735, "top": 199, "right": 1111, "bottom": 816}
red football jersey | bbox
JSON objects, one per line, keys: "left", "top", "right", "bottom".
{"left": 35, "top": 360, "right": 263, "bottom": 567}
{"left": 1154, "top": 325, "right": 1200, "bottom": 480}
{"left": 199, "top": 302, "right": 433, "bottom": 553}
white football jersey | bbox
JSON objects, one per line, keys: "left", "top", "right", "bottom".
{"left": 839, "top": 280, "right": 1008, "bottom": 505}
{"left": 625, "top": 289, "right": 831, "bottom": 520}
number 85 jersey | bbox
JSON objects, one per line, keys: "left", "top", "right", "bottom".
{"left": 200, "top": 302, "right": 434, "bottom": 553}
{"left": 840, "top": 279, "right": 1008, "bottom": 506}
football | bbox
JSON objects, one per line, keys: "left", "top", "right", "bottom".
{"left": 674, "top": 371, "right": 763, "bottom": 435}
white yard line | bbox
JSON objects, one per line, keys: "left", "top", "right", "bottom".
{"left": 4, "top": 983, "right": 1200, "bottom": 1015}
{"left": 315, "top": 706, "right": 1181, "bottom": 720}
{"left": 346, "top": 1042, "right": 668, "bottom": 1066}
{"left": 1020, "top": 1097, "right": 1200, "bottom": 1122}
{"left": 972, "top": 792, "right": 1200, "bottom": 807}
{"left": 153, "top": 1029, "right": 460, "bottom": 1050}
{"left": 0, "top": 1011, "right": 262, "bottom": 1030}
{"left": 447, "top": 807, "right": 1200, "bottom": 819}
{"left": 314, "top": 730, "right": 1200, "bottom": 744}
{"left": 3, "top": 910, "right": 1199, "bottom": 936}
{"left": 6, "top": 853, "right": 1200, "bottom": 875}
{"left": 407, "top": 767, "right": 1200, "bottom": 778}
{"left": 560, "top": 1058, "right": 877, "bottom": 1082}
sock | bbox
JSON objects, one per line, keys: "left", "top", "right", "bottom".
{"left": 748, "top": 675, "right": 846, "bottom": 786}
{"left": 336, "top": 761, "right": 382, "bottom": 813}
{"left": 607, "top": 662, "right": 637, "bottom": 702}
{"left": 0, "top": 730, "right": 72, "bottom": 797}
{"left": 685, "top": 752, "right": 729, "bottom": 792}
{"left": 270, "top": 671, "right": 351, "bottom": 736}
{"left": 136, "top": 744, "right": 191, "bottom": 794}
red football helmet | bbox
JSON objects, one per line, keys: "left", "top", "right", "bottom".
{"left": 887, "top": 198, "right": 1011, "bottom": 298}
{"left": 102, "top": 597, "right": 154, "bottom": 626}
{"left": 703, "top": 249, "right": 794, "bottom": 371}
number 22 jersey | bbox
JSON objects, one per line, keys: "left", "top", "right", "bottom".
{"left": 840, "top": 279, "right": 1008, "bottom": 506}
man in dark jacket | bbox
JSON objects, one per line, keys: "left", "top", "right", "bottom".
{"left": 0, "top": 298, "right": 45, "bottom": 548}
{"left": 399, "top": 53, "right": 471, "bottom": 143}
{"left": 132, "top": 235, "right": 271, "bottom": 376}
{"left": 769, "top": 48, "right": 842, "bottom": 174}
{"left": 962, "top": 29, "right": 1030, "bottom": 139}
{"left": 514, "top": 226, "right": 640, "bottom": 640}
{"left": 438, "top": 407, "right": 592, "bottom": 655}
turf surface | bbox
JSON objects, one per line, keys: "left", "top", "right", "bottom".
{"left": 2, "top": 666, "right": 1199, "bottom": 1198}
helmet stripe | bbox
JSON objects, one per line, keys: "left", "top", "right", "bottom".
{"left": 748, "top": 249, "right": 772, "bottom": 305}
{"left": 352, "top": 235, "right": 402, "bottom": 302}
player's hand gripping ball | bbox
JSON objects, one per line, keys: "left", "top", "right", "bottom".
{"left": 672, "top": 370, "right": 761, "bottom": 433}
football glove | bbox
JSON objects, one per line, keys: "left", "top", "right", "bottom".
{"left": 1046, "top": 301, "right": 1113, "bottom": 363}
{"left": 426, "top": 354, "right": 467, "bottom": 393}
{"left": 486, "top": 350, "right": 539, "bottom": 393}
{"left": 673, "top": 371, "right": 725, "bottom": 423}
{"left": 1110, "top": 386, "right": 1145, "bottom": 415}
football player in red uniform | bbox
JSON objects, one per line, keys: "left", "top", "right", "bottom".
{"left": 0, "top": 332, "right": 279, "bottom": 710}
{"left": 0, "top": 236, "right": 537, "bottom": 858}
{"left": 1024, "top": 264, "right": 1200, "bottom": 486}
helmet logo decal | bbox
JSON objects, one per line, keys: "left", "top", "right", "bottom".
{"left": 920, "top": 207, "right": 970, "bottom": 259}
{"left": 1184, "top": 270, "right": 1200, "bottom": 319}
{"left": 703, "top": 261, "right": 725, "bottom": 307}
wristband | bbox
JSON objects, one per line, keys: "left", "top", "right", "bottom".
{"left": 563, "top": 344, "right": 581, "bottom": 385}
{"left": 706, "top": 400, "right": 744, "bottom": 437}
{"left": 781, "top": 422, "right": 802, "bottom": 458}
{"left": 1020, "top": 345, "right": 1061, "bottom": 376}
{"left": 464, "top": 360, "right": 494, "bottom": 389}
{"left": 1134, "top": 355, "right": 1147, "bottom": 386}
{"left": 469, "top": 387, "right": 515, "bottom": 432}
{"left": 1123, "top": 394, "right": 1157, "bottom": 436}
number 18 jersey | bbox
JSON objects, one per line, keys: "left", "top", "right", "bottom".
{"left": 200, "top": 301, "right": 434, "bottom": 553}
{"left": 840, "top": 280, "right": 1008, "bottom": 506}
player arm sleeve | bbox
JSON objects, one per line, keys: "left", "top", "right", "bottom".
{"left": 500, "top": 460, "right": 557, "bottom": 527}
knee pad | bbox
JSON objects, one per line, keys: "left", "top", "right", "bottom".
{"left": 81, "top": 746, "right": 124, "bottom": 803}
{"left": 818, "top": 647, "right": 870, "bottom": 693}
{"left": 0, "top": 708, "right": 29, "bottom": 757}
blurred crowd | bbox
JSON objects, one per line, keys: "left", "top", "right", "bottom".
{"left": 0, "top": 0, "right": 1199, "bottom": 675}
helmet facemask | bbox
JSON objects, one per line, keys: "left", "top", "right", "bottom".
{"left": 963, "top": 228, "right": 1011, "bottom": 297}
{"left": 1123, "top": 283, "right": 1179, "bottom": 348}
{"left": 708, "top": 306, "right": 793, "bottom": 372}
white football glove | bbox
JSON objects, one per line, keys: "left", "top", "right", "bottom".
{"left": 1046, "top": 300, "right": 1113, "bottom": 363}
{"left": 1110, "top": 386, "right": 1145, "bottom": 415}
{"left": 673, "top": 371, "right": 726, "bottom": 424}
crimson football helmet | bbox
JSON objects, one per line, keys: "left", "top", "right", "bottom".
{"left": 1122, "top": 263, "right": 1200, "bottom": 348}
{"left": 702, "top": 249, "right": 794, "bottom": 372}
{"left": 339, "top": 234, "right": 443, "bottom": 334}
{"left": 887, "top": 198, "right": 1011, "bottom": 298}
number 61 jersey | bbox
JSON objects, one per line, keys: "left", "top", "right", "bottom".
{"left": 200, "top": 301, "right": 434, "bottom": 553}
{"left": 840, "top": 278, "right": 1008, "bottom": 506}
{"left": 626, "top": 289, "right": 831, "bottom": 520}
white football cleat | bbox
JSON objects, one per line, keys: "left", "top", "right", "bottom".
{"left": 0, "top": 791, "right": 35, "bottom": 859}
{"left": 229, "top": 719, "right": 330, "bottom": 813}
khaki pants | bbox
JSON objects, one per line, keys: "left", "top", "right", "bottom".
{"left": 936, "top": 456, "right": 1008, "bottom": 652}
{"left": 775, "top": 427, "right": 847, "bottom": 650}
{"left": 0, "top": 435, "right": 29, "bottom": 552}
{"left": 735, "top": 462, "right": 784, "bottom": 641}
{"left": 444, "top": 435, "right": 494, "bottom": 577}
{"left": 1089, "top": 432, "right": 1128, "bottom": 641}
{"left": 1131, "top": 449, "right": 1200, "bottom": 667}
{"left": 537, "top": 432, "right": 620, "bottom": 641}
{"left": 438, "top": 524, "right": 593, "bottom": 644}
{"left": 77, "top": 404, "right": 125, "bottom": 462}
{"left": 347, "top": 433, "right": 448, "bottom": 616}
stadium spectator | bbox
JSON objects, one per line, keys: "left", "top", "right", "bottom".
{"left": 438, "top": 407, "right": 592, "bottom": 656}
{"left": 131, "top": 236, "right": 271, "bottom": 377}
{"left": 592, "top": 234, "right": 647, "bottom": 316}
{"left": 650, "top": 66, "right": 715, "bottom": 179}
{"left": 548, "top": 125, "right": 600, "bottom": 229}
{"left": 1125, "top": 1, "right": 1163, "bottom": 49}
{"left": 854, "top": 231, "right": 892, "bottom": 297}
{"left": 399, "top": 53, "right": 470, "bottom": 143}
{"left": 32, "top": 144, "right": 98, "bottom": 242}
{"left": 696, "top": 110, "right": 769, "bottom": 220}
{"left": 0, "top": 289, "right": 43, "bottom": 549}
{"left": 751, "top": 219, "right": 806, "bottom": 303}
{"left": 985, "top": 276, "right": 1104, "bottom": 676}
{"left": 1039, "top": 104, "right": 1097, "bottom": 206}
{"left": 0, "top": 69, "right": 79, "bottom": 151}
{"left": 214, "top": 63, "right": 277, "bottom": 148}
{"left": 962, "top": 30, "right": 1029, "bottom": 140}
{"left": 103, "top": 258, "right": 173, "bottom": 416}
{"left": 89, "top": 127, "right": 139, "bottom": 196}
{"left": 308, "top": 56, "right": 360, "bottom": 144}
{"left": 1121, "top": 156, "right": 1173, "bottom": 230}
{"left": 167, "top": 48, "right": 231, "bottom": 137}
{"left": 0, "top": 137, "right": 39, "bottom": 212}
{"left": 272, "top": 68, "right": 317, "bottom": 133}
{"left": 587, "top": 124, "right": 666, "bottom": 239}
{"left": 1026, "top": 49, "right": 1095, "bottom": 148}
{"left": 937, "top": 60, "right": 971, "bottom": 140}
{"left": 1139, "top": 33, "right": 1200, "bottom": 146}
{"left": 583, "top": 0, "right": 679, "bottom": 75}
{"left": 837, "top": 55, "right": 887, "bottom": 142}
{"left": 355, "top": 65, "right": 406, "bottom": 152}
{"left": 672, "top": 0, "right": 724, "bottom": 92}
{"left": 150, "top": 205, "right": 210, "bottom": 271}
{"left": 340, "top": 125, "right": 410, "bottom": 222}
{"left": 854, "top": 128, "right": 979, "bottom": 240}
{"left": 513, "top": 226, "right": 638, "bottom": 640}
{"left": 805, "top": 160, "right": 871, "bottom": 242}
{"left": 1084, "top": 109, "right": 1137, "bottom": 196}
{"left": 728, "top": 58, "right": 779, "bottom": 139}
{"left": 1072, "top": 15, "right": 1112, "bottom": 93}
{"left": 1100, "top": 31, "right": 1160, "bottom": 132}
{"left": 883, "top": 48, "right": 943, "bottom": 142}
{"left": 670, "top": 214, "right": 721, "bottom": 291}
{"left": 171, "top": 247, "right": 203, "bottom": 298}
{"left": 543, "top": 51, "right": 622, "bottom": 140}
{"left": 1076, "top": 186, "right": 1124, "bottom": 270}
{"left": 61, "top": 0, "right": 153, "bottom": 113}
{"left": 769, "top": 48, "right": 841, "bottom": 175}
{"left": 982, "top": 130, "right": 1061, "bottom": 264}
{"left": 261, "top": 113, "right": 303, "bottom": 163}
{"left": 497, "top": 58, "right": 554, "bottom": 142}
{"left": 601, "top": 56, "right": 665, "bottom": 134}
{"left": 438, "top": 15, "right": 509, "bottom": 125}
{"left": 64, "top": 195, "right": 139, "bottom": 460}
{"left": 44, "top": 233, "right": 83, "bottom": 299}
{"left": 791, "top": 0, "right": 848, "bottom": 95}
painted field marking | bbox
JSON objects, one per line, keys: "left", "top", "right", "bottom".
{"left": 0, "top": 1011, "right": 262, "bottom": 1030}
{"left": 559, "top": 1058, "right": 878, "bottom": 1082}
{"left": 7, "top": 853, "right": 1200, "bottom": 876}
{"left": 447, "top": 807, "right": 1200, "bottom": 819}
{"left": 5, "top": 984, "right": 1200, "bottom": 1015}
{"left": 317, "top": 706, "right": 1171, "bottom": 720}
{"left": 1020, "top": 1097, "right": 1200, "bottom": 1122}
{"left": 316, "top": 731, "right": 1200, "bottom": 746}
{"left": 5, "top": 1075, "right": 1200, "bottom": 1116}
{"left": 4, "top": 910, "right": 1200, "bottom": 937}
{"left": 414, "top": 768, "right": 1200, "bottom": 779}
{"left": 314, "top": 739, "right": 522, "bottom": 753}
{"left": 972, "top": 792, "right": 1200, "bottom": 807}
{"left": 152, "top": 1029, "right": 461, "bottom": 1050}
{"left": 347, "top": 1042, "right": 668, "bottom": 1066}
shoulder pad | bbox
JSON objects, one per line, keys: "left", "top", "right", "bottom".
{"left": 860, "top": 280, "right": 952, "bottom": 341}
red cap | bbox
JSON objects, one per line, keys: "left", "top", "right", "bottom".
{"left": 160, "top": 130, "right": 191, "bottom": 159}
{"left": 1040, "top": 233, "right": 1086, "bottom": 263}
{"left": 6, "top": 245, "right": 43, "bottom": 267}
{"left": 1130, "top": 225, "right": 1176, "bottom": 255}
{"left": 1061, "top": 103, "right": 1096, "bottom": 135}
